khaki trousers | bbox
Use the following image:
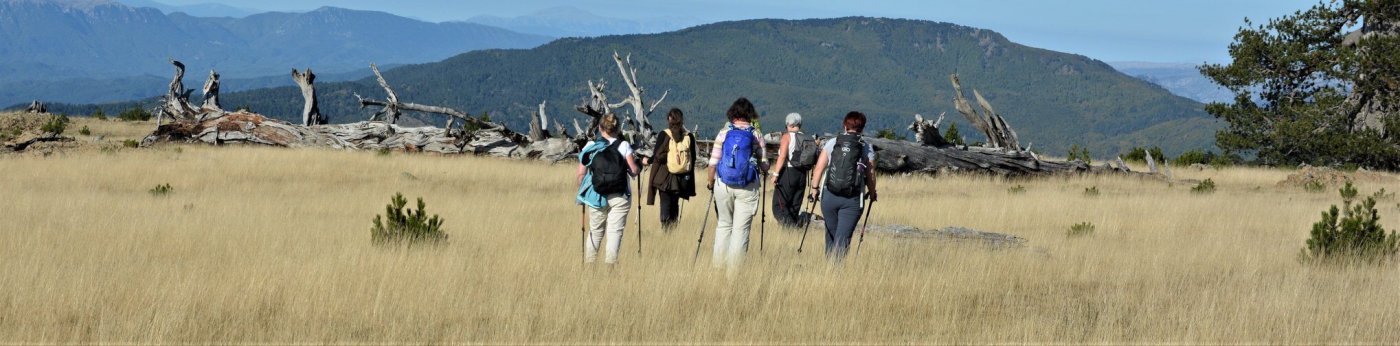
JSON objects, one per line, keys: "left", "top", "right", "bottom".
{"left": 713, "top": 181, "right": 758, "bottom": 273}
{"left": 585, "top": 193, "right": 630, "bottom": 264}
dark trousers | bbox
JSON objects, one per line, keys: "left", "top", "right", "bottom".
{"left": 772, "top": 167, "right": 807, "bottom": 227}
{"left": 657, "top": 190, "right": 681, "bottom": 231}
{"left": 821, "top": 189, "right": 864, "bottom": 262}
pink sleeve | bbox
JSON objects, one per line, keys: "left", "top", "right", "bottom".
{"left": 708, "top": 129, "right": 725, "bottom": 165}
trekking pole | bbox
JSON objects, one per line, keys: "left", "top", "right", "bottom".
{"left": 692, "top": 191, "right": 716, "bottom": 265}
{"left": 796, "top": 192, "right": 818, "bottom": 253}
{"left": 580, "top": 205, "right": 586, "bottom": 264}
{"left": 798, "top": 172, "right": 826, "bottom": 253}
{"left": 855, "top": 197, "right": 876, "bottom": 256}
{"left": 636, "top": 175, "right": 643, "bottom": 255}
{"left": 759, "top": 172, "right": 767, "bottom": 253}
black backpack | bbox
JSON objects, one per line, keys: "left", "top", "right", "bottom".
{"left": 825, "top": 134, "right": 867, "bottom": 198}
{"left": 788, "top": 132, "right": 819, "bottom": 170}
{"left": 589, "top": 140, "right": 629, "bottom": 195}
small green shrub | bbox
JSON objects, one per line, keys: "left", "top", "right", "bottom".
{"left": 1173, "top": 149, "right": 1213, "bottom": 166}
{"left": 122, "top": 139, "right": 140, "bottom": 148}
{"left": 875, "top": 128, "right": 906, "bottom": 141}
{"left": 1122, "top": 146, "right": 1164, "bottom": 163}
{"left": 1191, "top": 179, "right": 1217, "bottom": 194}
{"left": 1371, "top": 188, "right": 1393, "bottom": 201}
{"left": 1302, "top": 182, "right": 1400, "bottom": 264}
{"left": 78, "top": 126, "right": 91, "bottom": 136}
{"left": 148, "top": 183, "right": 173, "bottom": 196}
{"left": 92, "top": 109, "right": 107, "bottom": 120}
{"left": 40, "top": 115, "right": 69, "bottom": 135}
{"left": 1007, "top": 185, "right": 1027, "bottom": 195}
{"left": 943, "top": 123, "right": 965, "bottom": 146}
{"left": 372, "top": 193, "right": 448, "bottom": 245}
{"left": 1083, "top": 186, "right": 1100, "bottom": 197}
{"left": 1, "top": 127, "right": 20, "bottom": 142}
{"left": 1068, "top": 222, "right": 1095, "bottom": 237}
{"left": 1303, "top": 180, "right": 1328, "bottom": 193}
{"left": 117, "top": 107, "right": 152, "bottom": 121}
{"left": 1066, "top": 144, "right": 1093, "bottom": 164}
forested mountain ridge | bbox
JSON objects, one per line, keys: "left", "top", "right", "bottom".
{"left": 70, "top": 17, "right": 1218, "bottom": 157}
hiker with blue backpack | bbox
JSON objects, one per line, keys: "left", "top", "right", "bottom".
{"left": 576, "top": 114, "right": 640, "bottom": 265}
{"left": 705, "top": 97, "right": 768, "bottom": 273}
{"left": 768, "top": 112, "right": 820, "bottom": 228}
{"left": 807, "top": 111, "right": 878, "bottom": 263}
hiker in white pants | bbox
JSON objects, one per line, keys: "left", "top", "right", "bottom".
{"left": 712, "top": 181, "right": 759, "bottom": 270}
{"left": 706, "top": 97, "right": 768, "bottom": 274}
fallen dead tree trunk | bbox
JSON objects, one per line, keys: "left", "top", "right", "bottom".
{"left": 865, "top": 137, "right": 1088, "bottom": 175}
{"left": 143, "top": 111, "right": 578, "bottom": 160}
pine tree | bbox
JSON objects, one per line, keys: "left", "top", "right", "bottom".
{"left": 1201, "top": 0, "right": 1400, "bottom": 168}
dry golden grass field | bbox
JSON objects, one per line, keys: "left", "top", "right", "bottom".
{"left": 2, "top": 116, "right": 1399, "bottom": 343}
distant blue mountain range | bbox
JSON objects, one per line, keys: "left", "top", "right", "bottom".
{"left": 0, "top": 0, "right": 552, "bottom": 104}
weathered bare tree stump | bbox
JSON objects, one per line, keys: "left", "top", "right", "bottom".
{"left": 951, "top": 73, "right": 1021, "bottom": 150}
{"left": 908, "top": 112, "right": 949, "bottom": 147}
{"left": 24, "top": 100, "right": 46, "bottom": 114}
{"left": 292, "top": 68, "right": 324, "bottom": 126}
{"left": 201, "top": 70, "right": 221, "bottom": 112}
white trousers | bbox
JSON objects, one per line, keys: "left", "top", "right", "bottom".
{"left": 713, "top": 181, "right": 759, "bottom": 273}
{"left": 585, "top": 194, "right": 630, "bottom": 264}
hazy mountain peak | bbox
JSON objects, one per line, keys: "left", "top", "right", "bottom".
{"left": 465, "top": 6, "right": 705, "bottom": 38}
{"left": 115, "top": 0, "right": 258, "bottom": 18}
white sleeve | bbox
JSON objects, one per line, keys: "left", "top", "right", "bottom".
{"left": 617, "top": 140, "right": 633, "bottom": 158}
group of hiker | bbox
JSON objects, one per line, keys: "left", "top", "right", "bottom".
{"left": 576, "top": 97, "right": 878, "bottom": 271}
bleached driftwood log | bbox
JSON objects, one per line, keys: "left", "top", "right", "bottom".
{"left": 292, "top": 68, "right": 324, "bottom": 126}
{"left": 143, "top": 111, "right": 579, "bottom": 161}
{"left": 354, "top": 64, "right": 528, "bottom": 144}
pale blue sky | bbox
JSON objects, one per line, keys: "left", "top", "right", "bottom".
{"left": 162, "top": 0, "right": 1319, "bottom": 63}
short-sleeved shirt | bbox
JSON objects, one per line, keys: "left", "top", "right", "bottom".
{"left": 707, "top": 123, "right": 768, "bottom": 166}
{"left": 821, "top": 137, "right": 876, "bottom": 162}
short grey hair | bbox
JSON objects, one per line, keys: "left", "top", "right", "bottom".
{"left": 785, "top": 112, "right": 802, "bottom": 126}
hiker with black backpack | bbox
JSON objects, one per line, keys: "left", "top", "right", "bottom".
{"left": 705, "top": 97, "right": 768, "bottom": 273}
{"left": 575, "top": 114, "right": 639, "bottom": 265}
{"left": 808, "top": 111, "right": 877, "bottom": 263}
{"left": 769, "top": 112, "right": 819, "bottom": 228}
{"left": 644, "top": 108, "right": 697, "bottom": 231}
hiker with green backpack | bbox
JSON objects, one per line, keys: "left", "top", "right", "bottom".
{"left": 705, "top": 97, "right": 768, "bottom": 273}
{"left": 808, "top": 111, "right": 878, "bottom": 263}
{"left": 768, "top": 112, "right": 819, "bottom": 228}
{"left": 644, "top": 108, "right": 697, "bottom": 231}
{"left": 575, "top": 114, "right": 639, "bottom": 265}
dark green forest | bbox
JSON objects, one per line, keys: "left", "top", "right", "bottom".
{"left": 45, "top": 17, "right": 1217, "bottom": 157}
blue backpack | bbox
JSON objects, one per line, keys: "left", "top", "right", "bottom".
{"left": 717, "top": 126, "right": 758, "bottom": 186}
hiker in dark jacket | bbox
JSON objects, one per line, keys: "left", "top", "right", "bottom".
{"left": 808, "top": 111, "right": 877, "bottom": 263}
{"left": 768, "top": 112, "right": 815, "bottom": 228}
{"left": 645, "top": 108, "right": 698, "bottom": 231}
